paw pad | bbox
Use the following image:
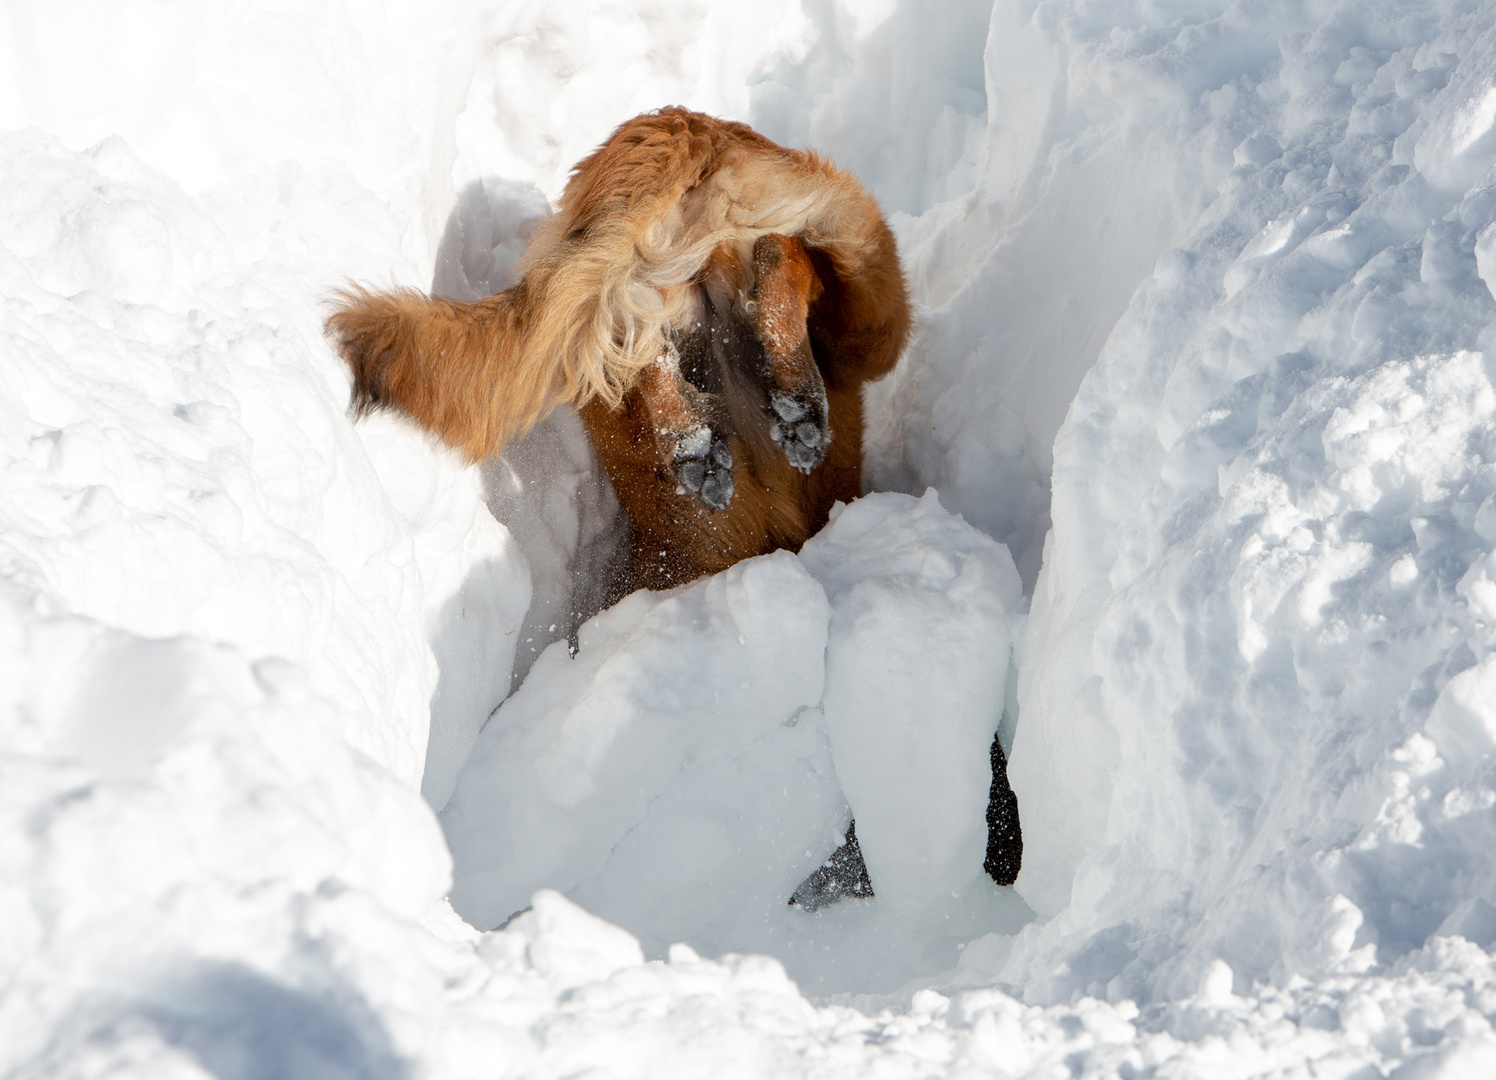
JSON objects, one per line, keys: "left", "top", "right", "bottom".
{"left": 769, "top": 393, "right": 829, "bottom": 474}
{"left": 673, "top": 426, "right": 734, "bottom": 511}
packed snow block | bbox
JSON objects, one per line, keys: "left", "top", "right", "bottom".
{"left": 441, "top": 550, "right": 835, "bottom": 940}
{"left": 798, "top": 491, "right": 1025, "bottom": 928}
{"left": 504, "top": 889, "right": 646, "bottom": 989}
{"left": 1413, "top": 64, "right": 1496, "bottom": 194}
{"left": 1427, "top": 653, "right": 1496, "bottom": 775}
{"left": 565, "top": 703, "right": 846, "bottom": 958}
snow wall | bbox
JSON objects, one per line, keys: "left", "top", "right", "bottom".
{"left": 6, "top": 0, "right": 1496, "bottom": 1076}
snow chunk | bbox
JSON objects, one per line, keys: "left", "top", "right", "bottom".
{"left": 443, "top": 550, "right": 834, "bottom": 941}
{"left": 444, "top": 492, "right": 1030, "bottom": 993}
{"left": 505, "top": 890, "right": 646, "bottom": 988}
{"left": 1427, "top": 655, "right": 1496, "bottom": 774}
{"left": 801, "top": 491, "right": 1024, "bottom": 927}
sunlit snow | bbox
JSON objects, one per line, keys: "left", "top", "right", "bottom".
{"left": 5, "top": 0, "right": 1496, "bottom": 1076}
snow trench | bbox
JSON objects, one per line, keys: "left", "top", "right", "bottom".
{"left": 6, "top": 0, "right": 1496, "bottom": 1076}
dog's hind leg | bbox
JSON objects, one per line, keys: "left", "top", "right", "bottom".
{"left": 636, "top": 342, "right": 735, "bottom": 512}
{"left": 741, "top": 234, "right": 833, "bottom": 475}
{"left": 803, "top": 219, "right": 911, "bottom": 389}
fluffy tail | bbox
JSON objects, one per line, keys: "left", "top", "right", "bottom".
{"left": 325, "top": 108, "right": 912, "bottom": 461}
{"left": 325, "top": 283, "right": 559, "bottom": 462}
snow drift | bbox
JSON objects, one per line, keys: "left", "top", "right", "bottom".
{"left": 1008, "top": 0, "right": 1496, "bottom": 1006}
{"left": 5, "top": 0, "right": 1496, "bottom": 1076}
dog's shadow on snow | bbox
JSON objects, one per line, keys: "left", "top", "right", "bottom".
{"left": 433, "top": 176, "right": 628, "bottom": 684}
{"left": 422, "top": 179, "right": 629, "bottom": 809}
{"left": 30, "top": 962, "right": 406, "bottom": 1080}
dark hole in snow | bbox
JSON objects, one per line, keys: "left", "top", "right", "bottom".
{"left": 789, "top": 820, "right": 875, "bottom": 911}
{"left": 985, "top": 731, "right": 1023, "bottom": 887}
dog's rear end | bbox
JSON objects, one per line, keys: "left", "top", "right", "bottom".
{"left": 326, "top": 108, "right": 911, "bottom": 593}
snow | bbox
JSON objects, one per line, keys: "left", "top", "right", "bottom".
{"left": 5, "top": 0, "right": 1496, "bottom": 1076}
{"left": 444, "top": 492, "right": 1029, "bottom": 995}
{"left": 444, "top": 549, "right": 836, "bottom": 938}
{"left": 801, "top": 493, "right": 1025, "bottom": 941}
{"left": 1006, "top": 0, "right": 1496, "bottom": 1008}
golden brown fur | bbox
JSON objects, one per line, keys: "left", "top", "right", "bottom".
{"left": 327, "top": 107, "right": 910, "bottom": 594}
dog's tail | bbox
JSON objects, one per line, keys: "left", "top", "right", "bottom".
{"left": 324, "top": 282, "right": 562, "bottom": 462}
{"left": 325, "top": 109, "right": 912, "bottom": 462}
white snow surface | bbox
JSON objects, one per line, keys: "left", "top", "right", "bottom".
{"left": 444, "top": 493, "right": 1029, "bottom": 995}
{"left": 5, "top": 0, "right": 1496, "bottom": 1077}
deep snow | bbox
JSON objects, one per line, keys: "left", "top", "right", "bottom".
{"left": 6, "top": 0, "right": 1496, "bottom": 1076}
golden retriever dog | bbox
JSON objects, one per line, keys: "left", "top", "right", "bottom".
{"left": 326, "top": 107, "right": 910, "bottom": 596}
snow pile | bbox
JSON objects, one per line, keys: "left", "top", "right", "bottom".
{"left": 444, "top": 493, "right": 1027, "bottom": 995}
{"left": 6, "top": 0, "right": 1496, "bottom": 1075}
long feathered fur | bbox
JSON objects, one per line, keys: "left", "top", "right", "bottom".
{"left": 326, "top": 108, "right": 908, "bottom": 463}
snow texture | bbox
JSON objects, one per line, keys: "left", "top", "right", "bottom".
{"left": 444, "top": 492, "right": 1029, "bottom": 995}
{"left": 5, "top": 0, "right": 1496, "bottom": 1076}
{"left": 1008, "top": 0, "right": 1496, "bottom": 1010}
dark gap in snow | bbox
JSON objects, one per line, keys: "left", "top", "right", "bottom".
{"left": 789, "top": 821, "right": 875, "bottom": 911}
{"left": 984, "top": 732, "right": 1022, "bottom": 887}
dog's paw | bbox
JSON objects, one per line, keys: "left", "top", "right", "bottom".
{"left": 768, "top": 392, "right": 830, "bottom": 474}
{"left": 673, "top": 425, "right": 734, "bottom": 511}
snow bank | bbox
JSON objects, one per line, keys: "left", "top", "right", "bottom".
{"left": 1008, "top": 0, "right": 1496, "bottom": 1007}
{"left": 0, "top": 125, "right": 513, "bottom": 1070}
